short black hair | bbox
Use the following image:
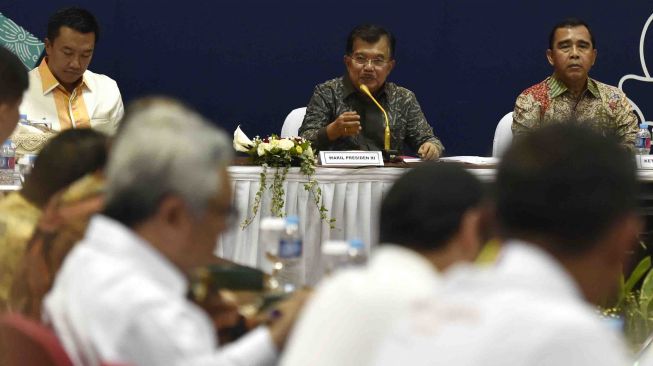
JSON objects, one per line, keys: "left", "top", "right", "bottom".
{"left": 380, "top": 163, "right": 483, "bottom": 251}
{"left": 497, "top": 123, "right": 637, "bottom": 255}
{"left": 0, "top": 46, "right": 28, "bottom": 104}
{"left": 47, "top": 7, "right": 100, "bottom": 44}
{"left": 346, "top": 24, "right": 396, "bottom": 59}
{"left": 22, "top": 129, "right": 108, "bottom": 207}
{"left": 548, "top": 17, "right": 595, "bottom": 49}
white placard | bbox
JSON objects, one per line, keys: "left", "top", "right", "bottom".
{"left": 637, "top": 155, "right": 653, "bottom": 169}
{"left": 320, "top": 151, "right": 384, "bottom": 166}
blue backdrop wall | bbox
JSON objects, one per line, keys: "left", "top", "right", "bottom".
{"left": 4, "top": 1, "right": 653, "bottom": 156}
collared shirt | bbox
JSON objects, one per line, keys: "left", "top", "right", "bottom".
{"left": 0, "top": 192, "right": 40, "bottom": 310}
{"left": 372, "top": 241, "right": 631, "bottom": 366}
{"left": 299, "top": 76, "right": 444, "bottom": 154}
{"left": 19, "top": 59, "right": 124, "bottom": 135}
{"left": 512, "top": 76, "right": 638, "bottom": 147}
{"left": 280, "top": 245, "right": 441, "bottom": 366}
{"left": 44, "top": 215, "right": 277, "bottom": 366}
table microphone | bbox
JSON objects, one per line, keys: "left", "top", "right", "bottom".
{"left": 359, "top": 84, "right": 391, "bottom": 152}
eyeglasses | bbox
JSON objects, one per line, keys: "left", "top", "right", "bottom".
{"left": 349, "top": 54, "right": 390, "bottom": 67}
{"left": 222, "top": 204, "right": 239, "bottom": 228}
{"left": 208, "top": 200, "right": 240, "bottom": 228}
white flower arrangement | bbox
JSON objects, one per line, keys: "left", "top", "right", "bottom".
{"left": 233, "top": 126, "right": 334, "bottom": 229}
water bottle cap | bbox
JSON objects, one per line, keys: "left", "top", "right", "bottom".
{"left": 2, "top": 139, "right": 12, "bottom": 146}
{"left": 19, "top": 114, "right": 27, "bottom": 120}
{"left": 260, "top": 217, "right": 285, "bottom": 230}
{"left": 285, "top": 215, "right": 299, "bottom": 225}
{"left": 349, "top": 239, "right": 365, "bottom": 249}
{"left": 641, "top": 123, "right": 648, "bottom": 129}
{"left": 322, "top": 240, "right": 349, "bottom": 255}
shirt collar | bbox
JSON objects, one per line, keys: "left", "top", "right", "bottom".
{"left": 547, "top": 75, "right": 600, "bottom": 99}
{"left": 586, "top": 78, "right": 600, "bottom": 98}
{"left": 6, "top": 191, "right": 41, "bottom": 217}
{"left": 38, "top": 58, "right": 91, "bottom": 95}
{"left": 495, "top": 239, "right": 584, "bottom": 301}
{"left": 371, "top": 244, "right": 441, "bottom": 284}
{"left": 83, "top": 215, "right": 189, "bottom": 297}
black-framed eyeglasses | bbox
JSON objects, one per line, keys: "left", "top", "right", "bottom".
{"left": 348, "top": 54, "right": 390, "bottom": 67}
{"left": 223, "top": 204, "right": 239, "bottom": 228}
{"left": 208, "top": 200, "right": 239, "bottom": 228}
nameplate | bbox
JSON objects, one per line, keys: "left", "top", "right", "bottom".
{"left": 637, "top": 155, "right": 653, "bottom": 169}
{"left": 320, "top": 151, "right": 384, "bottom": 166}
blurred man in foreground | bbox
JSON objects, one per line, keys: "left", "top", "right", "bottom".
{"left": 299, "top": 24, "right": 443, "bottom": 159}
{"left": 44, "top": 99, "right": 304, "bottom": 365}
{"left": 512, "top": 18, "right": 637, "bottom": 148}
{"left": 0, "top": 128, "right": 107, "bottom": 311}
{"left": 281, "top": 163, "right": 485, "bottom": 366}
{"left": 0, "top": 46, "right": 28, "bottom": 142}
{"left": 374, "top": 124, "right": 638, "bottom": 365}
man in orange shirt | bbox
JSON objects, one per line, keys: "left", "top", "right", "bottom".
{"left": 20, "top": 7, "right": 124, "bottom": 135}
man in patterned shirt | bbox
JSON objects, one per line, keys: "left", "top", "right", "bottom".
{"left": 299, "top": 24, "right": 444, "bottom": 160}
{"left": 512, "top": 18, "right": 638, "bottom": 148}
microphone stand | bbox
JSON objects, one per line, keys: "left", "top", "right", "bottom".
{"left": 358, "top": 84, "right": 400, "bottom": 162}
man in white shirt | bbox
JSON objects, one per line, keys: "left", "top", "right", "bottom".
{"left": 0, "top": 46, "right": 28, "bottom": 142}
{"left": 373, "top": 123, "right": 639, "bottom": 366}
{"left": 44, "top": 99, "right": 304, "bottom": 366}
{"left": 280, "top": 163, "right": 486, "bottom": 366}
{"left": 20, "top": 7, "right": 123, "bottom": 135}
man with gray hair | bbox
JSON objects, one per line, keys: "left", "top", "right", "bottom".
{"left": 43, "top": 98, "right": 303, "bottom": 365}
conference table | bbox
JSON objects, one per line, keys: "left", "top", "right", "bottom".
{"left": 4, "top": 159, "right": 653, "bottom": 286}
{"left": 218, "top": 161, "right": 653, "bottom": 286}
{"left": 217, "top": 161, "right": 491, "bottom": 286}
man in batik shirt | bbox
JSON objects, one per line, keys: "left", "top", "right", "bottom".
{"left": 299, "top": 24, "right": 444, "bottom": 160}
{"left": 512, "top": 18, "right": 638, "bottom": 148}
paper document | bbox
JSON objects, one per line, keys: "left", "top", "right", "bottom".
{"left": 400, "top": 156, "right": 422, "bottom": 163}
{"left": 438, "top": 156, "right": 499, "bottom": 166}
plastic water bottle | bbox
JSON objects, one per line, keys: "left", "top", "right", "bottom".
{"left": 635, "top": 123, "right": 651, "bottom": 155}
{"left": 322, "top": 240, "right": 350, "bottom": 276}
{"left": 347, "top": 239, "right": 368, "bottom": 266}
{"left": 276, "top": 216, "right": 303, "bottom": 293}
{"left": 261, "top": 217, "right": 286, "bottom": 291}
{"left": 17, "top": 154, "right": 37, "bottom": 181}
{"left": 0, "top": 140, "right": 16, "bottom": 170}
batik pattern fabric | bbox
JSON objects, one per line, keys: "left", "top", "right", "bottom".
{"left": 300, "top": 76, "right": 444, "bottom": 154}
{"left": 0, "top": 192, "right": 40, "bottom": 310}
{"left": 513, "top": 76, "right": 638, "bottom": 147}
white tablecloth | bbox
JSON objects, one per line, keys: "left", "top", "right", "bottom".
{"left": 217, "top": 165, "right": 495, "bottom": 285}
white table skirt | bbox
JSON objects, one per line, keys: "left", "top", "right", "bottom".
{"left": 216, "top": 165, "right": 495, "bottom": 285}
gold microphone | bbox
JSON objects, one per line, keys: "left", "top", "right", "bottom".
{"left": 359, "top": 84, "right": 391, "bottom": 151}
